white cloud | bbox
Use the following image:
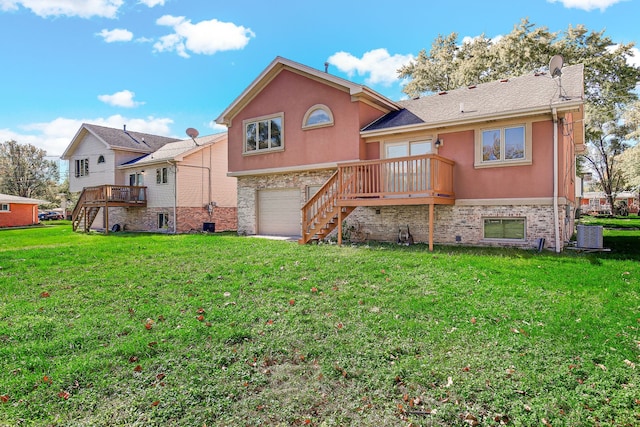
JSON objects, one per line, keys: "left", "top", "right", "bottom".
{"left": 628, "top": 47, "right": 640, "bottom": 68}
{"left": 0, "top": 0, "right": 123, "bottom": 18}
{"left": 98, "top": 90, "right": 144, "bottom": 108}
{"left": 207, "top": 121, "right": 228, "bottom": 133}
{"left": 97, "top": 28, "right": 133, "bottom": 43}
{"left": 461, "top": 34, "right": 503, "bottom": 45}
{"left": 0, "top": 116, "right": 174, "bottom": 156}
{"left": 547, "top": 0, "right": 623, "bottom": 11}
{"left": 153, "top": 15, "right": 255, "bottom": 58}
{"left": 139, "top": 0, "right": 164, "bottom": 6}
{"left": 327, "top": 48, "right": 414, "bottom": 86}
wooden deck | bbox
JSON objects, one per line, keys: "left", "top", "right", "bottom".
{"left": 300, "top": 154, "right": 455, "bottom": 249}
{"left": 72, "top": 185, "right": 147, "bottom": 232}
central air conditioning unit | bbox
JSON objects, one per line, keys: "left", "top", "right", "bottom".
{"left": 576, "top": 225, "right": 603, "bottom": 249}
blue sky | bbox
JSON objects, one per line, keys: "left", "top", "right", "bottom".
{"left": 0, "top": 0, "right": 638, "bottom": 163}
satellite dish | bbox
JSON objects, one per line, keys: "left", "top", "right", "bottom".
{"left": 549, "top": 55, "right": 564, "bottom": 78}
{"left": 186, "top": 127, "right": 199, "bottom": 139}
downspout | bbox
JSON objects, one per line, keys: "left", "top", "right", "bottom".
{"left": 552, "top": 108, "right": 560, "bottom": 253}
{"left": 167, "top": 160, "right": 177, "bottom": 234}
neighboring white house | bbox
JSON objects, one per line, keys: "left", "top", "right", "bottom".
{"left": 61, "top": 124, "right": 237, "bottom": 233}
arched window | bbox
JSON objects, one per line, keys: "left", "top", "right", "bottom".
{"left": 97, "top": 155, "right": 105, "bottom": 164}
{"left": 302, "top": 104, "right": 334, "bottom": 129}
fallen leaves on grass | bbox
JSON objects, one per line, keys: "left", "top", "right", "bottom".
{"left": 463, "top": 413, "right": 479, "bottom": 426}
{"left": 58, "top": 391, "right": 70, "bottom": 400}
{"left": 0, "top": 395, "right": 9, "bottom": 403}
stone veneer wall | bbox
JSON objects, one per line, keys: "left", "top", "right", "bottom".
{"left": 107, "top": 206, "right": 237, "bottom": 233}
{"left": 338, "top": 202, "right": 573, "bottom": 251}
{"left": 237, "top": 171, "right": 574, "bottom": 251}
{"left": 237, "top": 169, "right": 336, "bottom": 236}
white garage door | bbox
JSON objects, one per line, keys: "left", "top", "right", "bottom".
{"left": 258, "top": 189, "right": 301, "bottom": 236}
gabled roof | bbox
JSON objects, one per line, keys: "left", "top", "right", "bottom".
{"left": 0, "top": 193, "right": 49, "bottom": 205}
{"left": 119, "top": 133, "right": 227, "bottom": 168}
{"left": 61, "top": 123, "right": 180, "bottom": 159}
{"left": 215, "top": 56, "right": 401, "bottom": 127}
{"left": 363, "top": 64, "right": 584, "bottom": 134}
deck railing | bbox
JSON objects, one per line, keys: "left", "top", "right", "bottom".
{"left": 338, "top": 154, "right": 454, "bottom": 199}
{"left": 79, "top": 185, "right": 147, "bottom": 205}
{"left": 299, "top": 154, "right": 454, "bottom": 243}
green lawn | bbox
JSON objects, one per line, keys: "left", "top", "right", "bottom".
{"left": 0, "top": 223, "right": 638, "bottom": 426}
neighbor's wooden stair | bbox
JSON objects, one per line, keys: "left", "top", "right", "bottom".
{"left": 71, "top": 188, "right": 101, "bottom": 232}
{"left": 299, "top": 171, "right": 356, "bottom": 244}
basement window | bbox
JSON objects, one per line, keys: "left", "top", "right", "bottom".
{"left": 158, "top": 213, "right": 169, "bottom": 229}
{"left": 483, "top": 218, "right": 525, "bottom": 240}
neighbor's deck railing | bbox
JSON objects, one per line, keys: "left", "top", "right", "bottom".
{"left": 80, "top": 185, "right": 147, "bottom": 205}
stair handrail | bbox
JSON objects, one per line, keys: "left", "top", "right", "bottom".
{"left": 301, "top": 170, "right": 340, "bottom": 238}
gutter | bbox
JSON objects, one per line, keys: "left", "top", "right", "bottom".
{"left": 167, "top": 160, "right": 177, "bottom": 234}
{"left": 552, "top": 107, "right": 560, "bottom": 253}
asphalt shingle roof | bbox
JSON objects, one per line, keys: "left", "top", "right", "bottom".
{"left": 123, "top": 133, "right": 227, "bottom": 167}
{"left": 363, "top": 64, "right": 584, "bottom": 132}
{"left": 0, "top": 193, "right": 49, "bottom": 204}
{"left": 84, "top": 123, "right": 180, "bottom": 152}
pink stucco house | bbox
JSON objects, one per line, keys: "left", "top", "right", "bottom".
{"left": 216, "top": 57, "right": 584, "bottom": 252}
{"left": 62, "top": 124, "right": 237, "bottom": 233}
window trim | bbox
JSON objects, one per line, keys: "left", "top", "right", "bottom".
{"left": 482, "top": 217, "right": 526, "bottom": 241}
{"left": 0, "top": 203, "right": 9, "bottom": 212}
{"left": 243, "top": 112, "right": 285, "bottom": 155}
{"left": 302, "top": 104, "right": 334, "bottom": 130}
{"left": 156, "top": 167, "right": 168, "bottom": 184}
{"left": 474, "top": 121, "right": 532, "bottom": 168}
{"left": 75, "top": 158, "right": 89, "bottom": 177}
{"left": 158, "top": 212, "right": 169, "bottom": 229}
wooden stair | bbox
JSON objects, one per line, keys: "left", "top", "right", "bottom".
{"left": 71, "top": 188, "right": 101, "bottom": 232}
{"left": 299, "top": 171, "right": 357, "bottom": 244}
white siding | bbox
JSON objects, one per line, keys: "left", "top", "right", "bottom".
{"left": 68, "top": 134, "right": 114, "bottom": 192}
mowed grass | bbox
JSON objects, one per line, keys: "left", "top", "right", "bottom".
{"left": 0, "top": 223, "right": 638, "bottom": 426}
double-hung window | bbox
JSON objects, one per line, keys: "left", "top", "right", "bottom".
{"left": 156, "top": 167, "right": 168, "bottom": 184}
{"left": 243, "top": 113, "right": 283, "bottom": 154}
{"left": 75, "top": 158, "right": 89, "bottom": 177}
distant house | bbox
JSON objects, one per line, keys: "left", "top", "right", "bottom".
{"left": 61, "top": 124, "right": 237, "bottom": 233}
{"left": 579, "top": 191, "right": 639, "bottom": 215}
{"left": 0, "top": 194, "right": 48, "bottom": 228}
{"left": 216, "top": 57, "right": 585, "bottom": 252}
